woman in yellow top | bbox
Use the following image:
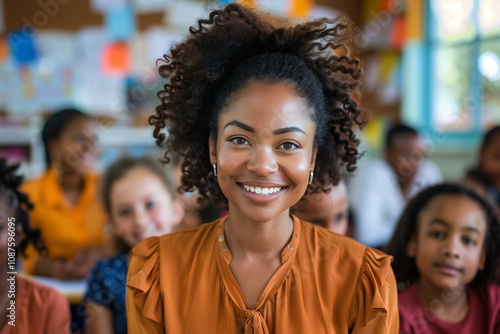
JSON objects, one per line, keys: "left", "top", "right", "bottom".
{"left": 22, "top": 108, "right": 109, "bottom": 279}
{"left": 127, "top": 4, "right": 399, "bottom": 333}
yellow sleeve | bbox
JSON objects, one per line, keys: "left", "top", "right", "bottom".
{"left": 126, "top": 236, "right": 165, "bottom": 333}
{"left": 348, "top": 247, "right": 399, "bottom": 333}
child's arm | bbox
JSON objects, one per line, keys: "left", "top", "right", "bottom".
{"left": 85, "top": 301, "right": 114, "bottom": 334}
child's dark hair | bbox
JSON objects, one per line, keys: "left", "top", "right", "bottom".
{"left": 480, "top": 125, "right": 500, "bottom": 154}
{"left": 385, "top": 124, "right": 418, "bottom": 150}
{"left": 150, "top": 3, "right": 366, "bottom": 203}
{"left": 0, "top": 158, "right": 46, "bottom": 257}
{"left": 386, "top": 183, "right": 500, "bottom": 290}
{"left": 101, "top": 155, "right": 178, "bottom": 253}
{"left": 42, "top": 108, "right": 89, "bottom": 167}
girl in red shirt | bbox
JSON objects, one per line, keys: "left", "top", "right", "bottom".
{"left": 386, "top": 183, "right": 500, "bottom": 333}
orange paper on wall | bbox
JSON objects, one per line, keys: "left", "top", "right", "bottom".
{"left": 102, "top": 42, "right": 130, "bottom": 76}
{"left": 0, "top": 38, "right": 8, "bottom": 62}
{"left": 289, "top": 0, "right": 314, "bottom": 19}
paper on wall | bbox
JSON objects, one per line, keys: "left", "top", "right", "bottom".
{"left": 91, "top": 0, "right": 127, "bottom": 13}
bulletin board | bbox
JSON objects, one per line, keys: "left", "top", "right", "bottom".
{"left": 3, "top": 0, "right": 164, "bottom": 34}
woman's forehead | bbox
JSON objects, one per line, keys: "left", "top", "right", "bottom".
{"left": 219, "top": 82, "right": 315, "bottom": 131}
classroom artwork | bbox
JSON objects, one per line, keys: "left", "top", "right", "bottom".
{"left": 91, "top": 0, "right": 127, "bottom": 13}
{"left": 105, "top": 4, "right": 136, "bottom": 40}
{"left": 7, "top": 30, "right": 38, "bottom": 65}
{"left": 134, "top": 0, "right": 167, "bottom": 13}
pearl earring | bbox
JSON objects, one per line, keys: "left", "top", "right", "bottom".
{"left": 212, "top": 163, "right": 217, "bottom": 176}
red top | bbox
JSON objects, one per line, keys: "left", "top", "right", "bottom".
{"left": 0, "top": 276, "right": 70, "bottom": 334}
{"left": 399, "top": 282, "right": 500, "bottom": 334}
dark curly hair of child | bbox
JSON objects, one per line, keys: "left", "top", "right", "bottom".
{"left": 0, "top": 157, "right": 45, "bottom": 257}
{"left": 385, "top": 183, "right": 500, "bottom": 291}
{"left": 149, "top": 3, "right": 365, "bottom": 203}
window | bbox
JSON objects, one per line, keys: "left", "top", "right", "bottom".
{"left": 426, "top": 0, "right": 500, "bottom": 138}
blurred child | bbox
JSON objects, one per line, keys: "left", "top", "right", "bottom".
{"left": 21, "top": 109, "right": 109, "bottom": 279}
{"left": 292, "top": 180, "right": 350, "bottom": 236}
{"left": 0, "top": 158, "right": 70, "bottom": 334}
{"left": 386, "top": 183, "right": 500, "bottom": 333}
{"left": 84, "top": 155, "right": 184, "bottom": 334}
{"left": 464, "top": 126, "right": 500, "bottom": 214}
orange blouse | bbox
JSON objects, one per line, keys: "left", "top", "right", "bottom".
{"left": 21, "top": 167, "right": 108, "bottom": 275}
{"left": 126, "top": 216, "right": 399, "bottom": 333}
{"left": 0, "top": 276, "right": 70, "bottom": 334}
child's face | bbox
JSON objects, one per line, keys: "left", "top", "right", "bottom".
{"left": 209, "top": 81, "right": 317, "bottom": 223}
{"left": 110, "top": 167, "right": 183, "bottom": 248}
{"left": 409, "top": 194, "right": 487, "bottom": 290}
{"left": 49, "top": 117, "right": 98, "bottom": 175}
{"left": 293, "top": 184, "right": 349, "bottom": 235}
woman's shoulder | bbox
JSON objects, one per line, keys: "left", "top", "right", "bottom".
{"left": 135, "top": 219, "right": 221, "bottom": 255}
{"left": 299, "top": 219, "right": 394, "bottom": 277}
{"left": 20, "top": 171, "right": 47, "bottom": 196}
{"left": 129, "top": 219, "right": 223, "bottom": 271}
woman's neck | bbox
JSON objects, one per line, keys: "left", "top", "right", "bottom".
{"left": 53, "top": 166, "right": 85, "bottom": 206}
{"left": 418, "top": 279, "right": 469, "bottom": 323}
{"left": 224, "top": 207, "right": 294, "bottom": 259}
{"left": 58, "top": 170, "right": 84, "bottom": 192}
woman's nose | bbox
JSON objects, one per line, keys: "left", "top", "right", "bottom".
{"left": 246, "top": 146, "right": 279, "bottom": 176}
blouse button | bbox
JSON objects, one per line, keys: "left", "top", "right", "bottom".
{"left": 221, "top": 245, "right": 228, "bottom": 251}
{"left": 294, "top": 235, "right": 298, "bottom": 239}
{"left": 287, "top": 244, "right": 294, "bottom": 250}
{"left": 218, "top": 235, "right": 224, "bottom": 242}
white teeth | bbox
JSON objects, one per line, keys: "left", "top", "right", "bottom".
{"left": 242, "top": 184, "right": 282, "bottom": 196}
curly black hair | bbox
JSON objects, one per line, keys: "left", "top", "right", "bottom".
{"left": 385, "top": 183, "right": 500, "bottom": 291}
{"left": 150, "top": 3, "right": 366, "bottom": 203}
{"left": 0, "top": 158, "right": 46, "bottom": 257}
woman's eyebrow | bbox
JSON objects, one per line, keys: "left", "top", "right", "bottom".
{"left": 224, "top": 121, "right": 306, "bottom": 136}
{"left": 273, "top": 126, "right": 306, "bottom": 136}
{"left": 224, "top": 120, "right": 254, "bottom": 132}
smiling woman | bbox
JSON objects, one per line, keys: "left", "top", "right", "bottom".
{"left": 126, "top": 3, "right": 399, "bottom": 333}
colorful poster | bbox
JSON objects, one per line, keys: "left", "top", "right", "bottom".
{"left": 7, "top": 30, "right": 38, "bottom": 65}
{"left": 106, "top": 4, "right": 135, "bottom": 40}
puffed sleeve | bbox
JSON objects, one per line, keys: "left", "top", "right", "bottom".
{"left": 126, "top": 237, "right": 165, "bottom": 333}
{"left": 348, "top": 247, "right": 399, "bottom": 333}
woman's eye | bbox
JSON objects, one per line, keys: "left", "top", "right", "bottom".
{"left": 146, "top": 201, "right": 156, "bottom": 210}
{"left": 278, "top": 142, "right": 298, "bottom": 150}
{"left": 230, "top": 137, "right": 250, "bottom": 146}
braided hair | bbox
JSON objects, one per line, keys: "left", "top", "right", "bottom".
{"left": 0, "top": 158, "right": 46, "bottom": 257}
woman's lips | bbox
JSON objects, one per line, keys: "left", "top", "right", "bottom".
{"left": 237, "top": 182, "right": 287, "bottom": 203}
